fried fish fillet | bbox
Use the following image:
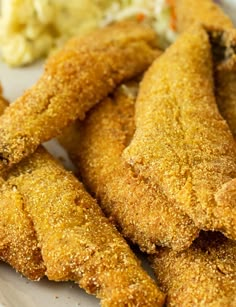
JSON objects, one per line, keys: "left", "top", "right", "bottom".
{"left": 0, "top": 21, "right": 158, "bottom": 170}
{"left": 123, "top": 25, "right": 236, "bottom": 240}
{"left": 216, "top": 69, "right": 236, "bottom": 136}
{"left": 0, "top": 85, "right": 8, "bottom": 114}
{"left": 173, "top": 0, "right": 236, "bottom": 136}
{"left": 174, "top": 0, "right": 233, "bottom": 32}
{"left": 0, "top": 184, "right": 46, "bottom": 280}
{"left": 0, "top": 91, "right": 46, "bottom": 281}
{"left": 59, "top": 82, "right": 199, "bottom": 253}
{"left": 151, "top": 231, "right": 236, "bottom": 306}
{"left": 2, "top": 147, "right": 165, "bottom": 306}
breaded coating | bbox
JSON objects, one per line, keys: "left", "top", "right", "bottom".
{"left": 0, "top": 184, "right": 46, "bottom": 280}
{"left": 174, "top": 0, "right": 236, "bottom": 136}
{"left": 0, "top": 87, "right": 164, "bottom": 304}
{"left": 174, "top": 0, "right": 233, "bottom": 32}
{"left": 211, "top": 30, "right": 236, "bottom": 136}
{"left": 0, "top": 84, "right": 8, "bottom": 114}
{"left": 216, "top": 70, "right": 236, "bottom": 136}
{"left": 123, "top": 25, "right": 236, "bottom": 240}
{"left": 0, "top": 94, "right": 45, "bottom": 281}
{"left": 0, "top": 21, "right": 158, "bottom": 170}
{"left": 2, "top": 146, "right": 165, "bottom": 306}
{"left": 59, "top": 83, "right": 199, "bottom": 253}
{"left": 151, "top": 232, "right": 236, "bottom": 307}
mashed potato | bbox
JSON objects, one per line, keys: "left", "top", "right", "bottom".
{"left": 0, "top": 0, "right": 175, "bottom": 66}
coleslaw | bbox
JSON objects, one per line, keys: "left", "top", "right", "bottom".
{"left": 0, "top": 0, "right": 176, "bottom": 66}
{"left": 0, "top": 0, "right": 235, "bottom": 67}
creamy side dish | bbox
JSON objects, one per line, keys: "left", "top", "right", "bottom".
{"left": 0, "top": 0, "right": 175, "bottom": 66}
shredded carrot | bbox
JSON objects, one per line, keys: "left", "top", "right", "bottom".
{"left": 166, "top": 0, "right": 175, "bottom": 6}
{"left": 166, "top": 0, "right": 176, "bottom": 30}
{"left": 136, "top": 13, "right": 145, "bottom": 22}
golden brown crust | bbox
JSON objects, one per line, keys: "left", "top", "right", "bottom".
{"left": 0, "top": 75, "right": 164, "bottom": 303}
{"left": 0, "top": 85, "right": 9, "bottom": 115}
{"left": 0, "top": 94, "right": 45, "bottom": 281}
{"left": 0, "top": 144, "right": 165, "bottom": 304}
{"left": 151, "top": 232, "right": 236, "bottom": 307}
{"left": 216, "top": 69, "right": 236, "bottom": 137}
{"left": 122, "top": 25, "right": 236, "bottom": 239}
{"left": 174, "top": 0, "right": 236, "bottom": 70}
{"left": 174, "top": 0, "right": 236, "bottom": 136}
{"left": 0, "top": 21, "right": 158, "bottom": 170}
{"left": 59, "top": 83, "right": 199, "bottom": 253}
{"left": 3, "top": 147, "right": 164, "bottom": 306}
{"left": 0, "top": 185, "right": 46, "bottom": 280}
{"left": 174, "top": 0, "right": 234, "bottom": 32}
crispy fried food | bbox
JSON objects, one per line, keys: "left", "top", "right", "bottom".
{"left": 59, "top": 82, "right": 199, "bottom": 253}
{"left": 0, "top": 145, "right": 165, "bottom": 306}
{"left": 0, "top": 96, "right": 45, "bottom": 281}
{"left": 0, "top": 85, "right": 8, "bottom": 114}
{"left": 122, "top": 25, "right": 236, "bottom": 240}
{"left": 0, "top": 184, "right": 46, "bottom": 280}
{"left": 174, "top": 0, "right": 236, "bottom": 136}
{"left": 0, "top": 21, "right": 158, "bottom": 170}
{"left": 151, "top": 231, "right": 236, "bottom": 307}
{"left": 174, "top": 0, "right": 233, "bottom": 32}
{"left": 216, "top": 70, "right": 236, "bottom": 136}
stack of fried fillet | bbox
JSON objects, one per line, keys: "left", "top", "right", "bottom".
{"left": 0, "top": 1, "right": 236, "bottom": 306}
{"left": 0, "top": 21, "right": 165, "bottom": 307}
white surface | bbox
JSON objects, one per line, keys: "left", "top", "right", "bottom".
{"left": 220, "top": 0, "right": 236, "bottom": 24}
{"left": 0, "top": 263, "right": 98, "bottom": 307}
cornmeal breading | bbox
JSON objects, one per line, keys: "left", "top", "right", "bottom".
{"left": 0, "top": 87, "right": 164, "bottom": 305}
{"left": 123, "top": 25, "right": 236, "bottom": 240}
{"left": 216, "top": 70, "right": 236, "bottom": 136}
{"left": 174, "top": 0, "right": 236, "bottom": 137}
{"left": 0, "top": 21, "right": 158, "bottom": 170}
{"left": 59, "top": 82, "right": 199, "bottom": 253}
{"left": 0, "top": 85, "right": 8, "bottom": 115}
{"left": 0, "top": 184, "right": 46, "bottom": 280}
{"left": 174, "top": 0, "right": 233, "bottom": 32}
{"left": 151, "top": 232, "right": 236, "bottom": 307}
{"left": 2, "top": 147, "right": 164, "bottom": 306}
{"left": 0, "top": 92, "right": 45, "bottom": 281}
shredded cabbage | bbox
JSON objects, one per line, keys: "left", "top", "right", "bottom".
{"left": 0, "top": 0, "right": 175, "bottom": 66}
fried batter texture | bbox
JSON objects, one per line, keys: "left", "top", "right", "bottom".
{"left": 6, "top": 147, "right": 165, "bottom": 306}
{"left": 123, "top": 25, "right": 236, "bottom": 240}
{"left": 174, "top": 0, "right": 236, "bottom": 136}
{"left": 151, "top": 232, "right": 236, "bottom": 307}
{"left": 0, "top": 96, "right": 45, "bottom": 281}
{"left": 0, "top": 184, "right": 46, "bottom": 280}
{"left": 0, "top": 145, "right": 164, "bottom": 305}
{"left": 174, "top": 0, "right": 233, "bottom": 32}
{"left": 216, "top": 69, "right": 236, "bottom": 136}
{"left": 0, "top": 85, "right": 8, "bottom": 114}
{"left": 0, "top": 21, "right": 158, "bottom": 170}
{"left": 59, "top": 83, "right": 199, "bottom": 253}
